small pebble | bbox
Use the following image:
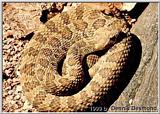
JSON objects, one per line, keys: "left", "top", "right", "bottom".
{"left": 12, "top": 60, "right": 18, "bottom": 66}
{"left": 3, "top": 107, "right": 10, "bottom": 112}
{"left": 7, "top": 78, "right": 12, "bottom": 83}
{"left": 17, "top": 101, "right": 23, "bottom": 107}
{"left": 10, "top": 100, "right": 16, "bottom": 105}
{"left": 13, "top": 78, "right": 19, "bottom": 82}
{"left": 6, "top": 30, "right": 14, "bottom": 37}
{"left": 11, "top": 81, "right": 19, "bottom": 87}
{"left": 6, "top": 95, "right": 14, "bottom": 101}
{"left": 3, "top": 45, "right": 11, "bottom": 50}
{"left": 6, "top": 49, "right": 11, "bottom": 54}
{"left": 129, "top": 99, "right": 133, "bottom": 104}
{"left": 23, "top": 101, "right": 32, "bottom": 110}
{"left": 14, "top": 109, "right": 22, "bottom": 112}
{"left": 17, "top": 53, "right": 21, "bottom": 57}
{"left": 18, "top": 42, "right": 23, "bottom": 46}
{"left": 8, "top": 90, "right": 13, "bottom": 95}
{"left": 14, "top": 95, "right": 20, "bottom": 100}
{"left": 7, "top": 39, "right": 14, "bottom": 45}
{"left": 16, "top": 85, "right": 22, "bottom": 92}
{"left": 21, "top": 96, "right": 26, "bottom": 103}
{"left": 5, "top": 70, "right": 11, "bottom": 75}
{"left": 3, "top": 54, "right": 10, "bottom": 60}
{"left": 14, "top": 104, "right": 19, "bottom": 109}
{"left": 3, "top": 40, "right": 7, "bottom": 45}
{"left": 3, "top": 92, "right": 8, "bottom": 97}
{"left": 10, "top": 51, "right": 16, "bottom": 55}
{"left": 5, "top": 86, "right": 11, "bottom": 90}
{"left": 5, "top": 70, "right": 12, "bottom": 76}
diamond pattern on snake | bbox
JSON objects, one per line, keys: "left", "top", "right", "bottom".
{"left": 18, "top": 3, "right": 137, "bottom": 112}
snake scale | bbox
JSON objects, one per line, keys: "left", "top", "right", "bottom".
{"left": 18, "top": 3, "right": 138, "bottom": 112}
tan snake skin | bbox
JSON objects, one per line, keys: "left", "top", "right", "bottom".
{"left": 18, "top": 3, "right": 136, "bottom": 112}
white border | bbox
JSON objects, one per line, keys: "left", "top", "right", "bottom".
{"left": 158, "top": 2, "right": 160, "bottom": 113}
{"left": 1, "top": 1, "right": 160, "bottom": 113}
{"left": 1, "top": 0, "right": 160, "bottom": 2}
{"left": 0, "top": 1, "right": 2, "bottom": 113}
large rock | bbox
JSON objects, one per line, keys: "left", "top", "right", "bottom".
{"left": 108, "top": 3, "right": 158, "bottom": 112}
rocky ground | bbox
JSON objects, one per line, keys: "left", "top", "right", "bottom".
{"left": 2, "top": 2, "right": 158, "bottom": 112}
{"left": 2, "top": 3, "right": 69, "bottom": 112}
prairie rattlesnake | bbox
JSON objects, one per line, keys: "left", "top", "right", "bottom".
{"left": 18, "top": 3, "right": 139, "bottom": 112}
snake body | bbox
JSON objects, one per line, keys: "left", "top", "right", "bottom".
{"left": 18, "top": 3, "right": 136, "bottom": 112}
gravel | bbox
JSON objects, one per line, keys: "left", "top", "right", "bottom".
{"left": 2, "top": 2, "right": 68, "bottom": 112}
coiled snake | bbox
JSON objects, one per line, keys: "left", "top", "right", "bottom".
{"left": 18, "top": 3, "right": 140, "bottom": 112}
